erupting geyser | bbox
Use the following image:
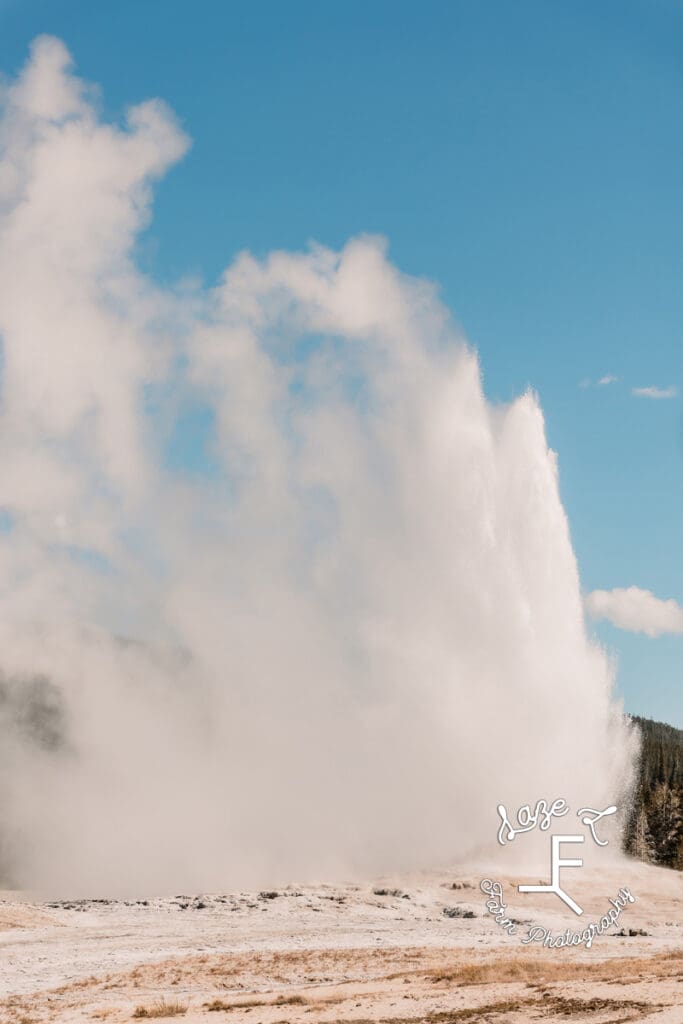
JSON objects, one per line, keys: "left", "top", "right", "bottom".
{"left": 0, "top": 37, "right": 636, "bottom": 895}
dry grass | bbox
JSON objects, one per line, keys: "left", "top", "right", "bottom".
{"left": 203, "top": 993, "right": 308, "bottom": 1011}
{"left": 1, "top": 945, "right": 679, "bottom": 1022}
{"left": 204, "top": 998, "right": 265, "bottom": 1011}
{"left": 308, "top": 1001, "right": 532, "bottom": 1023}
{"left": 132, "top": 1000, "right": 187, "bottom": 1018}
{"left": 332, "top": 995, "right": 660, "bottom": 1023}
{"left": 426, "top": 950, "right": 683, "bottom": 987}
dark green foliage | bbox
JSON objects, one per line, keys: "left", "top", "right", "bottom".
{"left": 625, "top": 716, "right": 683, "bottom": 869}
{"left": 0, "top": 672, "right": 69, "bottom": 885}
{"left": 0, "top": 672, "right": 67, "bottom": 752}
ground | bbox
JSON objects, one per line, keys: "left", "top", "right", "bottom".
{"left": 1, "top": 860, "right": 681, "bottom": 1023}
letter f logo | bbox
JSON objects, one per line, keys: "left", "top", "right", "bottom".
{"left": 518, "top": 835, "right": 584, "bottom": 915}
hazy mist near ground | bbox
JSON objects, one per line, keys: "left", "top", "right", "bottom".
{"left": 0, "top": 37, "right": 637, "bottom": 895}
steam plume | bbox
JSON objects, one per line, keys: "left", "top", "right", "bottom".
{"left": 0, "top": 38, "right": 636, "bottom": 894}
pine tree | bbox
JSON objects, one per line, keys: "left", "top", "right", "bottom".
{"left": 627, "top": 717, "right": 683, "bottom": 870}
{"left": 629, "top": 805, "right": 654, "bottom": 864}
{"left": 647, "top": 782, "right": 683, "bottom": 866}
{"left": 675, "top": 836, "right": 683, "bottom": 872}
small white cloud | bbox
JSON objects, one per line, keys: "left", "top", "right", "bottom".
{"left": 585, "top": 586, "right": 683, "bottom": 637}
{"left": 579, "top": 375, "right": 619, "bottom": 389}
{"left": 631, "top": 385, "right": 678, "bottom": 400}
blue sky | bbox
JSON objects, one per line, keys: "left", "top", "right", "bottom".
{"left": 1, "top": 0, "right": 681, "bottom": 726}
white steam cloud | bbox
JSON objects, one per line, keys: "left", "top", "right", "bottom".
{"left": 0, "top": 38, "right": 636, "bottom": 895}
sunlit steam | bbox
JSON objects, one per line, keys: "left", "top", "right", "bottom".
{"left": 0, "top": 37, "right": 637, "bottom": 895}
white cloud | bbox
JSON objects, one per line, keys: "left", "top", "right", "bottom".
{"left": 579, "top": 375, "right": 619, "bottom": 389}
{"left": 586, "top": 587, "right": 683, "bottom": 637}
{"left": 631, "top": 385, "right": 678, "bottom": 399}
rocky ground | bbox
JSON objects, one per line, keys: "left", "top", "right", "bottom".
{"left": 0, "top": 859, "right": 681, "bottom": 1023}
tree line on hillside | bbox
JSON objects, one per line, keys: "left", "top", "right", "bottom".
{"left": 624, "top": 715, "right": 683, "bottom": 869}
